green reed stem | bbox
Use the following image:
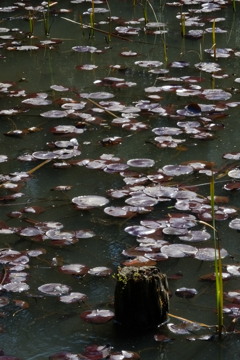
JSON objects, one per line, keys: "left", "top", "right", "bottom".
{"left": 181, "top": 12, "right": 186, "bottom": 37}
{"left": 89, "top": 0, "right": 95, "bottom": 38}
{"left": 43, "top": 1, "right": 50, "bottom": 36}
{"left": 143, "top": 0, "right": 148, "bottom": 24}
{"left": 163, "top": 36, "right": 168, "bottom": 63}
{"left": 210, "top": 173, "right": 224, "bottom": 338}
{"left": 28, "top": 11, "right": 34, "bottom": 36}
{"left": 105, "top": 0, "right": 112, "bottom": 43}
{"left": 232, "top": 0, "right": 236, "bottom": 12}
{"left": 212, "top": 19, "right": 216, "bottom": 60}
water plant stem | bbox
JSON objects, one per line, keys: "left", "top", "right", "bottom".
{"left": 89, "top": 0, "right": 95, "bottom": 38}
{"left": 181, "top": 11, "right": 186, "bottom": 37}
{"left": 210, "top": 173, "right": 224, "bottom": 337}
{"left": 212, "top": 19, "right": 216, "bottom": 60}
{"left": 28, "top": 11, "right": 34, "bottom": 36}
{"left": 143, "top": 0, "right": 148, "bottom": 24}
{"left": 232, "top": 0, "right": 236, "bottom": 12}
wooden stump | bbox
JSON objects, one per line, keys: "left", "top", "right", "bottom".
{"left": 114, "top": 266, "right": 169, "bottom": 330}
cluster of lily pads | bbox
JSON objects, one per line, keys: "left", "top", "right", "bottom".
{"left": 1, "top": 0, "right": 240, "bottom": 358}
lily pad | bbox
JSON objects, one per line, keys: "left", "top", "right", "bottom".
{"left": 194, "top": 248, "right": 228, "bottom": 261}
{"left": 72, "top": 195, "right": 109, "bottom": 209}
{"left": 59, "top": 292, "right": 87, "bottom": 304}
{"left": 38, "top": 283, "right": 71, "bottom": 296}
{"left": 80, "top": 309, "right": 114, "bottom": 324}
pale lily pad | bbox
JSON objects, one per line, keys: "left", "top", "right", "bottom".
{"left": 80, "top": 92, "right": 114, "bottom": 99}
{"left": 202, "top": 89, "right": 231, "bottom": 101}
{"left": 80, "top": 309, "right": 114, "bottom": 323}
{"left": 88, "top": 267, "right": 112, "bottom": 276}
{"left": 60, "top": 264, "right": 89, "bottom": 275}
{"left": 40, "top": 110, "right": 70, "bottom": 118}
{"left": 228, "top": 169, "right": 240, "bottom": 179}
{"left": 60, "top": 292, "right": 87, "bottom": 303}
{"left": 127, "top": 158, "right": 155, "bottom": 167}
{"left": 3, "top": 282, "right": 30, "bottom": 293}
{"left": 72, "top": 45, "right": 98, "bottom": 53}
{"left": 195, "top": 248, "right": 228, "bottom": 261}
{"left": 162, "top": 164, "right": 194, "bottom": 176}
{"left": 38, "top": 283, "right": 71, "bottom": 296}
{"left": 195, "top": 62, "right": 221, "bottom": 73}
{"left": 175, "top": 287, "right": 198, "bottom": 298}
{"left": 161, "top": 244, "right": 198, "bottom": 258}
{"left": 72, "top": 195, "right": 109, "bottom": 209}
{"left": 229, "top": 218, "right": 240, "bottom": 230}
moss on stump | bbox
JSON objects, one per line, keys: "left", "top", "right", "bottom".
{"left": 114, "top": 266, "right": 169, "bottom": 330}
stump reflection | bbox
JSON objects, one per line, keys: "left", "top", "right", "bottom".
{"left": 114, "top": 266, "right": 169, "bottom": 330}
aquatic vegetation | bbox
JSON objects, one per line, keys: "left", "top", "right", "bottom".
{"left": 1, "top": 0, "right": 240, "bottom": 358}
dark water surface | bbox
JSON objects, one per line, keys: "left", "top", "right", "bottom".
{"left": 1, "top": 1, "right": 240, "bottom": 359}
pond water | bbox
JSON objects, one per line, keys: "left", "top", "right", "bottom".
{"left": 1, "top": 1, "right": 240, "bottom": 359}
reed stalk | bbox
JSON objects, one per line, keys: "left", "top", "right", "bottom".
{"left": 143, "top": 0, "right": 148, "bottom": 24}
{"left": 43, "top": 1, "right": 51, "bottom": 36}
{"left": 212, "top": 19, "right": 216, "bottom": 60}
{"left": 162, "top": 34, "right": 168, "bottom": 63}
{"left": 181, "top": 11, "right": 186, "bottom": 37}
{"left": 105, "top": 0, "right": 112, "bottom": 43}
{"left": 89, "top": 0, "right": 95, "bottom": 38}
{"left": 210, "top": 173, "right": 224, "bottom": 338}
{"left": 232, "top": 0, "right": 236, "bottom": 12}
{"left": 28, "top": 11, "right": 34, "bottom": 36}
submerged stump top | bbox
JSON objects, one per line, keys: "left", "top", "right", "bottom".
{"left": 114, "top": 266, "right": 169, "bottom": 330}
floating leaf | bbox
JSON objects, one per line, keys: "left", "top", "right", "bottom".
{"left": 127, "top": 158, "right": 155, "bottom": 168}
{"left": 50, "top": 125, "right": 85, "bottom": 134}
{"left": 19, "top": 227, "right": 43, "bottom": 237}
{"left": 161, "top": 244, "right": 198, "bottom": 258}
{"left": 80, "top": 92, "right": 114, "bottom": 99}
{"left": 38, "top": 283, "right": 71, "bottom": 296}
{"left": 228, "top": 169, "right": 240, "bottom": 179}
{"left": 125, "top": 195, "right": 158, "bottom": 207}
{"left": 226, "top": 265, "right": 240, "bottom": 276}
{"left": 3, "top": 282, "right": 29, "bottom": 293}
{"left": 15, "top": 45, "right": 39, "bottom": 51}
{"left": 125, "top": 225, "right": 156, "bottom": 237}
{"left": 167, "top": 321, "right": 201, "bottom": 335}
{"left": 76, "top": 64, "right": 98, "bottom": 70}
{"left": 195, "top": 62, "right": 221, "bottom": 73}
{"left": 229, "top": 218, "right": 240, "bottom": 230}
{"left": 22, "top": 97, "right": 52, "bottom": 106}
{"left": 202, "top": 89, "right": 231, "bottom": 101}
{"left": 50, "top": 85, "right": 69, "bottom": 92}
{"left": 72, "top": 45, "right": 98, "bottom": 53}
{"left": 162, "top": 164, "right": 194, "bottom": 176}
{"left": 72, "top": 195, "right": 109, "bottom": 209}
{"left": 49, "top": 351, "right": 84, "bottom": 360}
{"left": 135, "top": 60, "right": 163, "bottom": 68}
{"left": 175, "top": 287, "right": 198, "bottom": 298}
{"left": 179, "top": 230, "right": 211, "bottom": 242}
{"left": 154, "top": 334, "right": 174, "bottom": 342}
{"left": 83, "top": 345, "right": 112, "bottom": 360}
{"left": 59, "top": 292, "right": 87, "bottom": 304}
{"left": 109, "top": 350, "right": 140, "bottom": 360}
{"left": 80, "top": 309, "right": 114, "bottom": 324}
{"left": 194, "top": 248, "right": 228, "bottom": 261}
{"left": 40, "top": 110, "right": 70, "bottom": 118}
{"left": 224, "top": 290, "right": 240, "bottom": 303}
{"left": 88, "top": 267, "right": 112, "bottom": 277}
{"left": 60, "top": 264, "right": 89, "bottom": 275}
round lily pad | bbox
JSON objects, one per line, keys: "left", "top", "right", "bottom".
{"left": 72, "top": 195, "right": 109, "bottom": 209}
